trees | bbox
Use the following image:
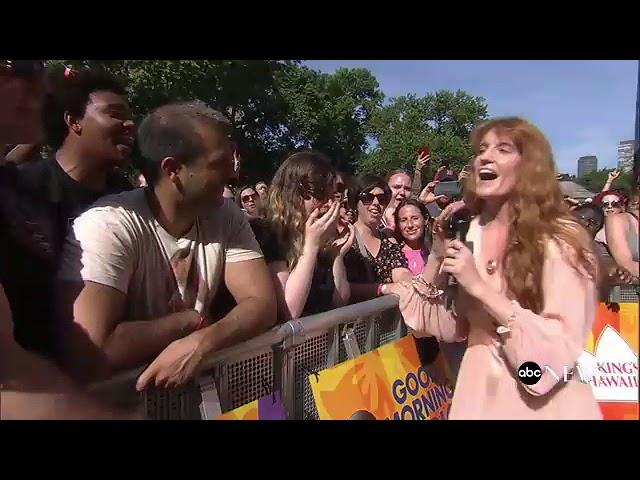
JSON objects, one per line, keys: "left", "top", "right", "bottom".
{"left": 44, "top": 61, "right": 487, "bottom": 184}
{"left": 46, "top": 60, "right": 295, "bottom": 182}
{"left": 277, "top": 65, "right": 384, "bottom": 172}
{"left": 356, "top": 90, "right": 488, "bottom": 179}
{"left": 576, "top": 168, "right": 635, "bottom": 194}
{"left": 45, "top": 60, "right": 384, "bottom": 180}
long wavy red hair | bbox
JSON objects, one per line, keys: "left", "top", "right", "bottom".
{"left": 464, "top": 117, "right": 596, "bottom": 313}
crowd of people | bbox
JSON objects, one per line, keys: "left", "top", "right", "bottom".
{"left": 565, "top": 172, "right": 639, "bottom": 289}
{"left": 1, "top": 61, "right": 638, "bottom": 420}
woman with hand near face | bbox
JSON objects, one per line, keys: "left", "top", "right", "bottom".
{"left": 260, "top": 152, "right": 355, "bottom": 321}
{"left": 387, "top": 117, "right": 601, "bottom": 419}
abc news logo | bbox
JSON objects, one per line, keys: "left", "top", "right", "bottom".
{"left": 517, "top": 362, "right": 543, "bottom": 385}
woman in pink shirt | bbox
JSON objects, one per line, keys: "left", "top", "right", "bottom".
{"left": 387, "top": 117, "right": 602, "bottom": 419}
{"left": 394, "top": 199, "right": 431, "bottom": 275}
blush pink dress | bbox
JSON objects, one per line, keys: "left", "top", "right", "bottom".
{"left": 397, "top": 218, "right": 602, "bottom": 420}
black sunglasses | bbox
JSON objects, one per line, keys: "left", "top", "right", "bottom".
{"left": 0, "top": 60, "right": 45, "bottom": 79}
{"left": 359, "top": 192, "right": 390, "bottom": 206}
{"left": 602, "top": 201, "right": 622, "bottom": 209}
{"left": 241, "top": 193, "right": 258, "bottom": 203}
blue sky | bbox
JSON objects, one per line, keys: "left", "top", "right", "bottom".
{"left": 305, "top": 60, "right": 638, "bottom": 176}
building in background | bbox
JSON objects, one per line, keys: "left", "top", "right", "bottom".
{"left": 618, "top": 140, "right": 637, "bottom": 173}
{"left": 577, "top": 155, "right": 598, "bottom": 179}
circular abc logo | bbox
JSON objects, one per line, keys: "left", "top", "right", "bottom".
{"left": 517, "top": 362, "right": 542, "bottom": 386}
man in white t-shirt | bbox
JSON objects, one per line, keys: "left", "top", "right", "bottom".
{"left": 56, "top": 101, "right": 277, "bottom": 388}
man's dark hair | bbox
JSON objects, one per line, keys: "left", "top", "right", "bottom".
{"left": 42, "top": 69, "right": 127, "bottom": 150}
{"left": 235, "top": 185, "right": 255, "bottom": 209}
{"left": 348, "top": 174, "right": 391, "bottom": 211}
{"left": 137, "top": 100, "right": 231, "bottom": 186}
{"left": 573, "top": 203, "right": 605, "bottom": 236}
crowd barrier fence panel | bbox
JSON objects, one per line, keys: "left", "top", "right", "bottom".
{"left": 91, "top": 283, "right": 637, "bottom": 420}
{"left": 608, "top": 284, "right": 639, "bottom": 304}
{"left": 279, "top": 295, "right": 404, "bottom": 419}
{"left": 91, "top": 296, "right": 403, "bottom": 420}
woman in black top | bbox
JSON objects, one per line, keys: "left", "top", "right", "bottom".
{"left": 344, "top": 175, "right": 413, "bottom": 303}
{"left": 256, "top": 152, "right": 355, "bottom": 320}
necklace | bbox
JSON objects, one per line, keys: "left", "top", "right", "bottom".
{"left": 486, "top": 259, "right": 498, "bottom": 275}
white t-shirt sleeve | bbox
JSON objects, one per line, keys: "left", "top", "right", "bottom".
{"left": 224, "top": 202, "right": 263, "bottom": 263}
{"left": 57, "top": 207, "right": 135, "bottom": 294}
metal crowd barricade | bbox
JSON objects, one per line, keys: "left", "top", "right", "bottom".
{"left": 280, "top": 295, "right": 404, "bottom": 420}
{"left": 608, "top": 283, "right": 639, "bottom": 304}
{"left": 92, "top": 282, "right": 638, "bottom": 420}
{"left": 91, "top": 295, "right": 403, "bottom": 420}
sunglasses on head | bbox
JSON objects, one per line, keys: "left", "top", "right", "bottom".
{"left": 0, "top": 60, "right": 45, "bottom": 79}
{"left": 602, "top": 201, "right": 622, "bottom": 209}
{"left": 359, "top": 192, "right": 390, "bottom": 206}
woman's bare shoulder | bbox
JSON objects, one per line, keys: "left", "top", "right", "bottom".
{"left": 605, "top": 211, "right": 630, "bottom": 229}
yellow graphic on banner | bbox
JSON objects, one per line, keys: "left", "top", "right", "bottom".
{"left": 217, "top": 401, "right": 259, "bottom": 420}
{"left": 310, "top": 336, "right": 453, "bottom": 420}
{"left": 618, "top": 303, "right": 638, "bottom": 353}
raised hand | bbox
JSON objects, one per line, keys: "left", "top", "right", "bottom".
{"left": 304, "top": 200, "right": 341, "bottom": 250}
{"left": 608, "top": 169, "right": 620, "bottom": 182}
{"left": 441, "top": 239, "right": 484, "bottom": 296}
{"left": 430, "top": 200, "right": 467, "bottom": 260}
{"left": 419, "top": 181, "right": 447, "bottom": 205}
{"left": 332, "top": 222, "right": 355, "bottom": 258}
{"left": 416, "top": 151, "right": 431, "bottom": 170}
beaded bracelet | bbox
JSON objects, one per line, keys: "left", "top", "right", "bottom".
{"left": 412, "top": 275, "right": 444, "bottom": 299}
{"left": 496, "top": 300, "right": 518, "bottom": 336}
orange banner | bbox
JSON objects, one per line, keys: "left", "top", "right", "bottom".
{"left": 310, "top": 336, "right": 453, "bottom": 420}
{"left": 580, "top": 302, "right": 639, "bottom": 420}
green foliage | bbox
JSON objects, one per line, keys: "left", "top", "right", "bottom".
{"left": 356, "top": 90, "right": 488, "bottom": 179}
{"left": 576, "top": 168, "right": 635, "bottom": 194}
{"left": 44, "top": 61, "right": 487, "bottom": 185}
{"left": 277, "top": 65, "right": 384, "bottom": 172}
{"left": 48, "top": 60, "right": 296, "bottom": 182}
